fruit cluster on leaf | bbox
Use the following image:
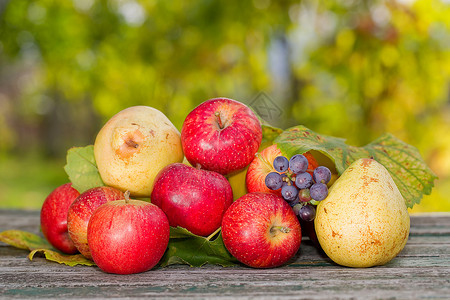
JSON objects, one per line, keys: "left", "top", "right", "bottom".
{"left": 274, "top": 126, "right": 437, "bottom": 208}
{"left": 0, "top": 99, "right": 438, "bottom": 271}
{"left": 264, "top": 153, "right": 332, "bottom": 223}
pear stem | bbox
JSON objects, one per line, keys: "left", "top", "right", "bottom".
{"left": 215, "top": 112, "right": 224, "bottom": 129}
{"left": 124, "top": 191, "right": 131, "bottom": 204}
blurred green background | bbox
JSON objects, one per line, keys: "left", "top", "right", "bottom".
{"left": 0, "top": 0, "right": 449, "bottom": 213}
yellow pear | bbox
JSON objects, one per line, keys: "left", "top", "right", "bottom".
{"left": 314, "top": 158, "right": 410, "bottom": 268}
{"left": 226, "top": 166, "right": 248, "bottom": 201}
{"left": 94, "top": 106, "right": 183, "bottom": 197}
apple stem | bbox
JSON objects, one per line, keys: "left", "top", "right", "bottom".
{"left": 270, "top": 226, "right": 291, "bottom": 235}
{"left": 124, "top": 191, "right": 130, "bottom": 203}
{"left": 214, "top": 112, "right": 224, "bottom": 129}
{"left": 206, "top": 227, "right": 222, "bottom": 241}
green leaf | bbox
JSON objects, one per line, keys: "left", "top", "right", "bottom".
{"left": 29, "top": 249, "right": 96, "bottom": 267}
{"left": 64, "top": 145, "right": 104, "bottom": 193}
{"left": 261, "top": 124, "right": 283, "bottom": 149}
{"left": 0, "top": 230, "right": 95, "bottom": 267}
{"left": 160, "top": 227, "right": 238, "bottom": 267}
{"left": 275, "top": 125, "right": 437, "bottom": 208}
{"left": 169, "top": 226, "right": 201, "bottom": 239}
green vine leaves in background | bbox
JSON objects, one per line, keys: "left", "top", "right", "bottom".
{"left": 1, "top": 0, "right": 449, "bottom": 212}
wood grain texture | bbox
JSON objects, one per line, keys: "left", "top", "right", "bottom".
{"left": 1, "top": 210, "right": 449, "bottom": 299}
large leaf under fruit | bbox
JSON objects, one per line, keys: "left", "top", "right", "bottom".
{"left": 160, "top": 227, "right": 238, "bottom": 267}
{"left": 275, "top": 125, "right": 437, "bottom": 208}
{"left": 0, "top": 230, "right": 95, "bottom": 267}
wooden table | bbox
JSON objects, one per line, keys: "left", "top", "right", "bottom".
{"left": 1, "top": 210, "right": 449, "bottom": 299}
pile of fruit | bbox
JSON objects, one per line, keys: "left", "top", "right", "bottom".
{"left": 1, "top": 97, "right": 437, "bottom": 274}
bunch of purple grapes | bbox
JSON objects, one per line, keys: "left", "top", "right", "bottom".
{"left": 265, "top": 154, "right": 332, "bottom": 222}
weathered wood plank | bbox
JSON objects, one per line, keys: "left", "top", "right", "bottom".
{"left": 1, "top": 210, "right": 449, "bottom": 299}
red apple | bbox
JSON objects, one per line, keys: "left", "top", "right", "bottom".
{"left": 67, "top": 186, "right": 124, "bottom": 259}
{"left": 87, "top": 193, "right": 170, "bottom": 274}
{"left": 221, "top": 192, "right": 302, "bottom": 268}
{"left": 40, "top": 183, "right": 80, "bottom": 254}
{"left": 246, "top": 144, "right": 319, "bottom": 195}
{"left": 151, "top": 163, "right": 233, "bottom": 236}
{"left": 181, "top": 98, "right": 262, "bottom": 176}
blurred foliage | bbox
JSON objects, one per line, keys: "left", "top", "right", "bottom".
{"left": 0, "top": 0, "right": 449, "bottom": 212}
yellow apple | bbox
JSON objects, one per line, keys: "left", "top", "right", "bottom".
{"left": 94, "top": 106, "right": 183, "bottom": 197}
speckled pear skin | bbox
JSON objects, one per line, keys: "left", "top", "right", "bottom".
{"left": 314, "top": 158, "right": 410, "bottom": 268}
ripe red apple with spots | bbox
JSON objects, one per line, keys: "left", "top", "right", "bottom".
{"left": 245, "top": 144, "right": 319, "bottom": 195}
{"left": 40, "top": 183, "right": 80, "bottom": 254}
{"left": 87, "top": 193, "right": 170, "bottom": 274}
{"left": 67, "top": 186, "right": 124, "bottom": 259}
{"left": 151, "top": 163, "right": 233, "bottom": 236}
{"left": 181, "top": 98, "right": 262, "bottom": 176}
{"left": 221, "top": 192, "right": 302, "bottom": 268}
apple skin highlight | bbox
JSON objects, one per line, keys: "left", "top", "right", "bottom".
{"left": 87, "top": 198, "right": 170, "bottom": 275}
{"left": 221, "top": 192, "right": 302, "bottom": 268}
{"left": 40, "top": 183, "right": 80, "bottom": 254}
{"left": 181, "top": 98, "right": 262, "bottom": 176}
{"left": 151, "top": 163, "right": 233, "bottom": 237}
{"left": 67, "top": 186, "right": 124, "bottom": 260}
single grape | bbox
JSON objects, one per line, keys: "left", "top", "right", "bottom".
{"left": 281, "top": 184, "right": 299, "bottom": 201}
{"left": 295, "top": 172, "right": 313, "bottom": 189}
{"left": 273, "top": 156, "right": 289, "bottom": 173}
{"left": 313, "top": 166, "right": 332, "bottom": 184}
{"left": 309, "top": 199, "right": 320, "bottom": 206}
{"left": 310, "top": 182, "right": 328, "bottom": 201}
{"left": 265, "top": 172, "right": 283, "bottom": 190}
{"left": 288, "top": 197, "right": 300, "bottom": 207}
{"left": 298, "top": 188, "right": 312, "bottom": 202}
{"left": 289, "top": 154, "right": 309, "bottom": 174}
{"left": 292, "top": 203, "right": 302, "bottom": 216}
{"left": 299, "top": 205, "right": 316, "bottom": 221}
